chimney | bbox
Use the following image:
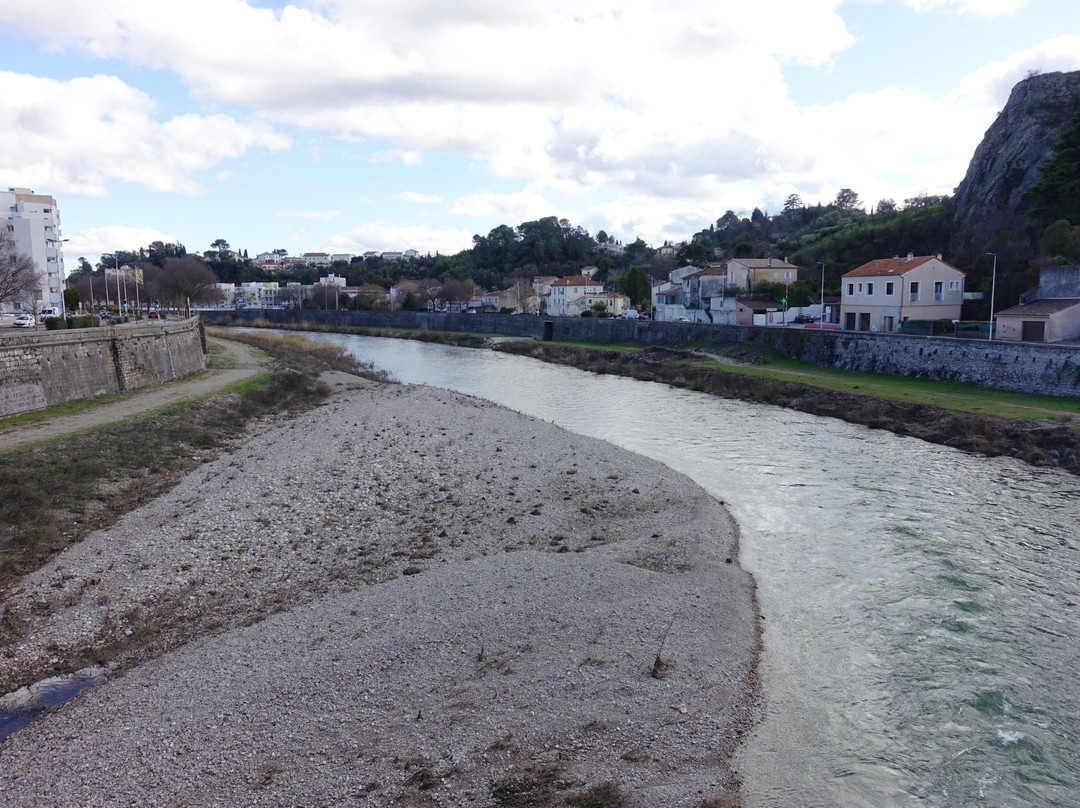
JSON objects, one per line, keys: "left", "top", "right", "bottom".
{"left": 906, "top": 252, "right": 914, "bottom": 262}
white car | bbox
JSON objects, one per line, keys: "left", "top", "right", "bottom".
{"left": 620, "top": 310, "right": 640, "bottom": 319}
{"left": 13, "top": 314, "right": 36, "bottom": 328}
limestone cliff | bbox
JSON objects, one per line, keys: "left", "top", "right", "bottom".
{"left": 950, "top": 70, "right": 1080, "bottom": 260}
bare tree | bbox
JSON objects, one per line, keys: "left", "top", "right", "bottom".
{"left": 149, "top": 256, "right": 221, "bottom": 317}
{"left": 0, "top": 229, "right": 42, "bottom": 310}
{"left": 418, "top": 278, "right": 442, "bottom": 311}
{"left": 440, "top": 278, "right": 475, "bottom": 312}
{"left": 512, "top": 268, "right": 538, "bottom": 313}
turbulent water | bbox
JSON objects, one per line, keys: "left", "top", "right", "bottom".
{"left": 310, "top": 333, "right": 1080, "bottom": 807}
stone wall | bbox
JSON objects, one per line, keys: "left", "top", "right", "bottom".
{"left": 0, "top": 318, "right": 207, "bottom": 419}
{"left": 200, "top": 309, "right": 1080, "bottom": 397}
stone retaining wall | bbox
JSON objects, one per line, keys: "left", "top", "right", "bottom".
{"left": 200, "top": 308, "right": 1080, "bottom": 397}
{"left": 0, "top": 318, "right": 207, "bottom": 419}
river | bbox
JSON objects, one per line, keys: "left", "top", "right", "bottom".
{"left": 311, "top": 333, "right": 1080, "bottom": 807}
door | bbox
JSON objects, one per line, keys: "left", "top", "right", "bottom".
{"left": 883, "top": 315, "right": 895, "bottom": 332}
{"left": 845, "top": 312, "right": 856, "bottom": 330}
{"left": 859, "top": 312, "right": 871, "bottom": 331}
{"left": 1021, "top": 320, "right": 1045, "bottom": 342}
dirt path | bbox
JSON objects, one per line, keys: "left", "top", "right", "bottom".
{"left": 0, "top": 338, "right": 266, "bottom": 452}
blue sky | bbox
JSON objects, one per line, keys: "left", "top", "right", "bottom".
{"left": 2, "top": 0, "right": 1079, "bottom": 269}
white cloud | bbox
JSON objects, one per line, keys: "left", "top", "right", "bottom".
{"left": 953, "top": 35, "right": 1080, "bottom": 109}
{"left": 329, "top": 222, "right": 474, "bottom": 256}
{"left": 450, "top": 190, "right": 556, "bottom": 222}
{"left": 0, "top": 72, "right": 291, "bottom": 196}
{"left": 63, "top": 224, "right": 179, "bottom": 269}
{"left": 1, "top": 1, "right": 1071, "bottom": 257}
{"left": 903, "top": 0, "right": 1028, "bottom": 17}
{"left": 276, "top": 210, "right": 342, "bottom": 221}
{"left": 0, "top": 1, "right": 854, "bottom": 201}
{"left": 392, "top": 192, "right": 442, "bottom": 204}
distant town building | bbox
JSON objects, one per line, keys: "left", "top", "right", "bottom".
{"left": 302, "top": 252, "right": 332, "bottom": 267}
{"left": 548, "top": 275, "right": 604, "bottom": 317}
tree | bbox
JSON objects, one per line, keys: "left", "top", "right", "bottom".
{"left": 440, "top": 278, "right": 475, "bottom": 310}
{"left": 0, "top": 229, "right": 42, "bottom": 310}
{"left": 150, "top": 256, "right": 220, "bottom": 317}
{"left": 617, "top": 267, "right": 650, "bottom": 307}
{"left": 1024, "top": 111, "right": 1080, "bottom": 229}
{"left": 513, "top": 270, "right": 538, "bottom": 313}
{"left": 1040, "top": 219, "right": 1080, "bottom": 263}
{"left": 63, "top": 287, "right": 81, "bottom": 312}
{"left": 833, "top": 188, "right": 862, "bottom": 211}
{"left": 210, "top": 239, "right": 230, "bottom": 252}
{"left": 875, "top": 199, "right": 897, "bottom": 217}
{"left": 782, "top": 194, "right": 804, "bottom": 221}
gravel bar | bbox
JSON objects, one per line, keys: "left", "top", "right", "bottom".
{"left": 0, "top": 376, "right": 760, "bottom": 807}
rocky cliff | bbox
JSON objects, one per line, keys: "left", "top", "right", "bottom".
{"left": 950, "top": 70, "right": 1080, "bottom": 260}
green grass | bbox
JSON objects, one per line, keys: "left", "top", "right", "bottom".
{"left": 534, "top": 336, "right": 1080, "bottom": 424}
{"left": 698, "top": 353, "right": 1080, "bottom": 422}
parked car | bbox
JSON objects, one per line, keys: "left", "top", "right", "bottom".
{"left": 99, "top": 310, "right": 112, "bottom": 320}
{"left": 674, "top": 316, "right": 691, "bottom": 323}
{"left": 13, "top": 314, "right": 36, "bottom": 328}
{"left": 620, "top": 310, "right": 640, "bottom": 319}
{"left": 148, "top": 311, "right": 160, "bottom": 319}
{"left": 39, "top": 307, "right": 61, "bottom": 319}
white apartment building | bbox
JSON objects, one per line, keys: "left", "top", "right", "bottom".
{"left": 548, "top": 275, "right": 604, "bottom": 316}
{"left": 2, "top": 187, "right": 66, "bottom": 314}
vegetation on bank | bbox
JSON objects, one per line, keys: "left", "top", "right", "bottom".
{"left": 0, "top": 332, "right": 372, "bottom": 597}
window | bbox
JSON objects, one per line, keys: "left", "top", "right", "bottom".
{"left": 949, "top": 280, "right": 961, "bottom": 291}
{"left": 886, "top": 282, "right": 894, "bottom": 295}
{"left": 857, "top": 282, "right": 863, "bottom": 293}
{"left": 934, "top": 281, "right": 943, "bottom": 301}
{"left": 847, "top": 283, "right": 854, "bottom": 296}
{"left": 909, "top": 281, "right": 920, "bottom": 302}
{"left": 867, "top": 283, "right": 874, "bottom": 295}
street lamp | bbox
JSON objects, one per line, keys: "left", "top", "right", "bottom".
{"left": 815, "top": 261, "right": 826, "bottom": 325}
{"left": 985, "top": 252, "right": 998, "bottom": 340}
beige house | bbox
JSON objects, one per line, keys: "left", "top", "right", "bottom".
{"left": 726, "top": 257, "right": 798, "bottom": 291}
{"left": 841, "top": 254, "right": 965, "bottom": 332}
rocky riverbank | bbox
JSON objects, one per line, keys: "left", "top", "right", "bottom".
{"left": 0, "top": 375, "right": 759, "bottom": 807}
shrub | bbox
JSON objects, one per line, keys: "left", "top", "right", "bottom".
{"left": 44, "top": 316, "right": 68, "bottom": 330}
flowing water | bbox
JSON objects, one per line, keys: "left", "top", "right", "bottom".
{"left": 312, "top": 333, "right": 1080, "bottom": 807}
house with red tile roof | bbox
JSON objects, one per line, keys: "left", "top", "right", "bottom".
{"left": 841, "top": 253, "right": 965, "bottom": 332}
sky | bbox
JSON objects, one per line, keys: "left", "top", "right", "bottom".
{"left": 2, "top": 0, "right": 1080, "bottom": 270}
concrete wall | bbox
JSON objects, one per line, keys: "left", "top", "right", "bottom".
{"left": 0, "top": 318, "right": 207, "bottom": 418}
{"left": 1035, "top": 265, "right": 1080, "bottom": 298}
{"left": 200, "top": 308, "right": 1080, "bottom": 397}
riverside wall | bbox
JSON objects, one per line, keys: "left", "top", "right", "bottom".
{"left": 0, "top": 318, "right": 207, "bottom": 419}
{"left": 201, "top": 308, "right": 1080, "bottom": 398}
